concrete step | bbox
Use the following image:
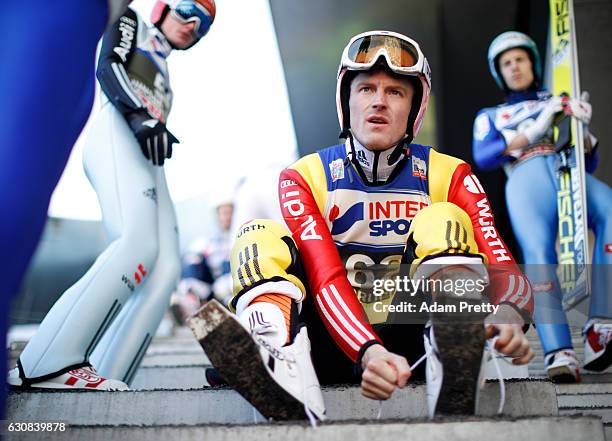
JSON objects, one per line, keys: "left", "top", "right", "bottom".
{"left": 139, "top": 353, "right": 209, "bottom": 367}
{"left": 142, "top": 343, "right": 203, "bottom": 355}
{"left": 132, "top": 356, "right": 527, "bottom": 391}
{"left": 133, "top": 359, "right": 531, "bottom": 391}
{"left": 6, "top": 380, "right": 557, "bottom": 426}
{"left": 556, "top": 380, "right": 612, "bottom": 435}
{"left": 558, "top": 394, "right": 612, "bottom": 408}
{"left": 556, "top": 382, "right": 612, "bottom": 395}
{"left": 4, "top": 416, "right": 604, "bottom": 441}
{"left": 131, "top": 366, "right": 209, "bottom": 390}
{"left": 560, "top": 408, "right": 612, "bottom": 424}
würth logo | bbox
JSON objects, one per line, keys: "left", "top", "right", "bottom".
{"left": 134, "top": 263, "right": 148, "bottom": 284}
{"left": 143, "top": 188, "right": 157, "bottom": 203}
{"left": 122, "top": 263, "right": 148, "bottom": 292}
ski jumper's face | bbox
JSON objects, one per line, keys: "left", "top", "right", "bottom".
{"left": 216, "top": 203, "right": 234, "bottom": 232}
{"left": 498, "top": 48, "right": 535, "bottom": 92}
{"left": 161, "top": 12, "right": 199, "bottom": 49}
{"left": 349, "top": 70, "right": 414, "bottom": 151}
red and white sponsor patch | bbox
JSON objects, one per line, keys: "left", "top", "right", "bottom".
{"left": 68, "top": 367, "right": 103, "bottom": 386}
{"left": 605, "top": 244, "right": 612, "bottom": 253}
{"left": 329, "top": 158, "right": 345, "bottom": 182}
{"left": 412, "top": 157, "right": 427, "bottom": 180}
{"left": 64, "top": 377, "right": 78, "bottom": 386}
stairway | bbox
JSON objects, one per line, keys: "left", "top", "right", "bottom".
{"left": 5, "top": 324, "right": 610, "bottom": 440}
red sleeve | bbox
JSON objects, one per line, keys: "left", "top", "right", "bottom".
{"left": 447, "top": 163, "right": 534, "bottom": 318}
{"left": 279, "top": 168, "right": 382, "bottom": 362}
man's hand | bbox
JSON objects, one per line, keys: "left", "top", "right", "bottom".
{"left": 485, "top": 305, "right": 533, "bottom": 365}
{"left": 360, "top": 344, "right": 411, "bottom": 400}
{"left": 127, "top": 110, "right": 179, "bottom": 166}
{"left": 522, "top": 96, "right": 564, "bottom": 144}
{"left": 566, "top": 91, "right": 592, "bottom": 125}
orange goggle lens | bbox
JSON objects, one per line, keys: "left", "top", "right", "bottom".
{"left": 347, "top": 35, "right": 419, "bottom": 68}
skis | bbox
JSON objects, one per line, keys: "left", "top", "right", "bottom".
{"left": 549, "top": 0, "right": 590, "bottom": 309}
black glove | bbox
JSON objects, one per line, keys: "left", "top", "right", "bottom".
{"left": 126, "top": 110, "right": 179, "bottom": 166}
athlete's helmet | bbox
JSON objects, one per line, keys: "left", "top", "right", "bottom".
{"left": 487, "top": 31, "right": 542, "bottom": 90}
{"left": 336, "top": 30, "right": 432, "bottom": 143}
{"left": 151, "top": 0, "right": 216, "bottom": 42}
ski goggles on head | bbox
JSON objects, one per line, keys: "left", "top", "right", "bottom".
{"left": 171, "top": 0, "right": 214, "bottom": 38}
{"left": 342, "top": 31, "right": 430, "bottom": 83}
